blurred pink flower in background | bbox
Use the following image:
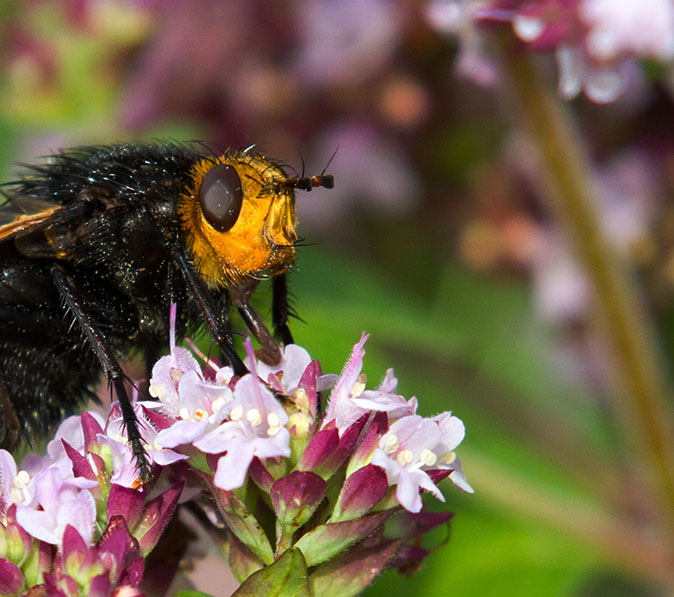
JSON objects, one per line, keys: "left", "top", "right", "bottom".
{"left": 427, "top": 0, "right": 674, "bottom": 102}
{"left": 293, "top": 0, "right": 406, "bottom": 87}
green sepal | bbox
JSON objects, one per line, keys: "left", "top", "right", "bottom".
{"left": 308, "top": 539, "right": 401, "bottom": 597}
{"left": 217, "top": 488, "right": 274, "bottom": 565}
{"left": 228, "top": 532, "right": 265, "bottom": 583}
{"left": 233, "top": 547, "right": 310, "bottom": 597}
{"left": 294, "top": 509, "right": 395, "bottom": 567}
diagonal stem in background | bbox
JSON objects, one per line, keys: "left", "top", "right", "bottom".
{"left": 498, "top": 41, "right": 674, "bottom": 548}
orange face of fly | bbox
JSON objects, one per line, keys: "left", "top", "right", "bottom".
{"left": 178, "top": 151, "right": 298, "bottom": 288}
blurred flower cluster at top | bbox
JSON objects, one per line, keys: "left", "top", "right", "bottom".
{"left": 427, "top": 0, "right": 674, "bottom": 103}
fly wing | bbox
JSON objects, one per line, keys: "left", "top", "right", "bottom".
{"left": 0, "top": 192, "right": 92, "bottom": 260}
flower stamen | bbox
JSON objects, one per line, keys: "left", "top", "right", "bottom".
{"left": 350, "top": 373, "right": 367, "bottom": 398}
{"left": 440, "top": 451, "right": 457, "bottom": 465}
{"left": 396, "top": 449, "right": 414, "bottom": 466}
{"left": 420, "top": 448, "right": 438, "bottom": 467}
{"left": 382, "top": 433, "right": 399, "bottom": 454}
{"left": 246, "top": 408, "right": 262, "bottom": 426}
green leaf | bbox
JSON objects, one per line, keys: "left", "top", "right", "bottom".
{"left": 233, "top": 548, "right": 310, "bottom": 597}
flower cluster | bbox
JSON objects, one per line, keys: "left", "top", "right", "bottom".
{"left": 0, "top": 413, "right": 182, "bottom": 596}
{"left": 0, "top": 324, "right": 471, "bottom": 595}
{"left": 426, "top": 0, "right": 674, "bottom": 102}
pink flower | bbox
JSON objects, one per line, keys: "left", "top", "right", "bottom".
{"left": 154, "top": 367, "right": 234, "bottom": 448}
{"left": 101, "top": 404, "right": 188, "bottom": 488}
{"left": 251, "top": 343, "right": 335, "bottom": 395}
{"left": 15, "top": 467, "right": 97, "bottom": 548}
{"left": 322, "top": 333, "right": 416, "bottom": 434}
{"left": 0, "top": 450, "right": 31, "bottom": 513}
{"left": 371, "top": 414, "right": 473, "bottom": 513}
{"left": 195, "top": 368, "right": 291, "bottom": 491}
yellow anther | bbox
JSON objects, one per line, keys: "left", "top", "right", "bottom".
{"left": 247, "top": 408, "right": 262, "bottom": 426}
{"left": 350, "top": 374, "right": 367, "bottom": 398}
{"left": 396, "top": 449, "right": 414, "bottom": 466}
{"left": 294, "top": 388, "right": 308, "bottom": 408}
{"left": 229, "top": 405, "right": 244, "bottom": 421}
{"left": 10, "top": 488, "right": 23, "bottom": 505}
{"left": 420, "top": 449, "right": 438, "bottom": 467}
{"left": 15, "top": 470, "right": 30, "bottom": 489}
{"left": 170, "top": 369, "right": 184, "bottom": 386}
{"left": 194, "top": 408, "right": 207, "bottom": 420}
{"left": 148, "top": 383, "right": 164, "bottom": 399}
{"left": 267, "top": 412, "right": 281, "bottom": 428}
{"left": 179, "top": 407, "right": 191, "bottom": 420}
{"left": 382, "top": 433, "right": 399, "bottom": 454}
{"left": 440, "top": 451, "right": 457, "bottom": 465}
{"left": 211, "top": 397, "right": 226, "bottom": 413}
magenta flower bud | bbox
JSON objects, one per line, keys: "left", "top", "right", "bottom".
{"left": 297, "top": 415, "right": 367, "bottom": 479}
{"left": 80, "top": 411, "right": 104, "bottom": 451}
{"left": 345, "top": 412, "right": 389, "bottom": 475}
{"left": 106, "top": 485, "right": 145, "bottom": 530}
{"left": 62, "top": 525, "right": 103, "bottom": 583}
{"left": 89, "top": 574, "right": 112, "bottom": 596}
{"left": 117, "top": 556, "right": 144, "bottom": 592}
{"left": 44, "top": 571, "right": 79, "bottom": 596}
{"left": 271, "top": 471, "right": 327, "bottom": 529}
{"left": 62, "top": 440, "right": 97, "bottom": 482}
{"left": 0, "top": 558, "right": 24, "bottom": 595}
{"left": 248, "top": 457, "right": 275, "bottom": 492}
{"left": 0, "top": 506, "right": 32, "bottom": 565}
{"left": 296, "top": 428, "right": 339, "bottom": 473}
{"left": 97, "top": 517, "right": 142, "bottom": 587}
{"left": 132, "top": 483, "right": 183, "bottom": 556}
{"left": 140, "top": 405, "right": 174, "bottom": 431}
{"left": 331, "top": 464, "right": 389, "bottom": 522}
{"left": 294, "top": 360, "right": 321, "bottom": 423}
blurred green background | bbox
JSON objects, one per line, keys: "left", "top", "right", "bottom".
{"left": 3, "top": 1, "right": 674, "bottom": 595}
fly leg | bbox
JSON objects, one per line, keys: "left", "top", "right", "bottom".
{"left": 272, "top": 273, "right": 293, "bottom": 346}
{"left": 171, "top": 247, "right": 246, "bottom": 376}
{"left": 51, "top": 265, "right": 151, "bottom": 482}
{"left": 230, "top": 278, "right": 282, "bottom": 366}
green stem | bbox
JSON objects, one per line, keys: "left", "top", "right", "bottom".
{"left": 498, "top": 43, "right": 674, "bottom": 545}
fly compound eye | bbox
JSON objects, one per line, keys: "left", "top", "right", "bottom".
{"left": 199, "top": 163, "right": 244, "bottom": 232}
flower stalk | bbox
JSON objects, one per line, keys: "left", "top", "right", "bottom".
{"left": 497, "top": 36, "right": 674, "bottom": 544}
